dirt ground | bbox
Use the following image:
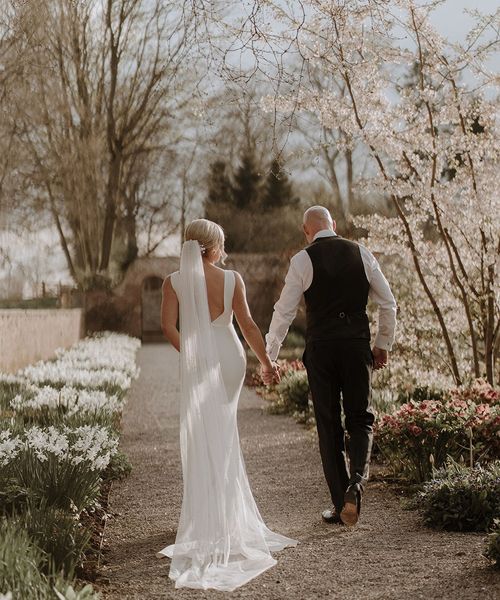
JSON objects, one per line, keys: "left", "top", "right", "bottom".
{"left": 97, "top": 344, "right": 499, "bottom": 600}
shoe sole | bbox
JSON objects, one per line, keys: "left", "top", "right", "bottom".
{"left": 340, "top": 502, "right": 359, "bottom": 526}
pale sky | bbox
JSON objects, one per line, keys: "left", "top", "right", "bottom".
{"left": 426, "top": 0, "right": 499, "bottom": 73}
{"left": 431, "top": 0, "right": 498, "bottom": 43}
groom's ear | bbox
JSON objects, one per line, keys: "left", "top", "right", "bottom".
{"left": 332, "top": 220, "right": 337, "bottom": 232}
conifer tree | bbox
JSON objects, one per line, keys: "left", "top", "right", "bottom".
{"left": 231, "top": 148, "right": 262, "bottom": 210}
{"left": 205, "top": 160, "right": 233, "bottom": 221}
{"left": 262, "top": 157, "right": 299, "bottom": 210}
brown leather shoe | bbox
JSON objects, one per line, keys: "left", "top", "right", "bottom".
{"left": 340, "top": 483, "right": 362, "bottom": 526}
{"left": 321, "top": 507, "right": 343, "bottom": 524}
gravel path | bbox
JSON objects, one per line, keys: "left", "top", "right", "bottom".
{"left": 99, "top": 344, "right": 499, "bottom": 600}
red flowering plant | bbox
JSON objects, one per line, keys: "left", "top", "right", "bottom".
{"left": 449, "top": 379, "right": 500, "bottom": 405}
{"left": 375, "top": 381, "right": 500, "bottom": 483}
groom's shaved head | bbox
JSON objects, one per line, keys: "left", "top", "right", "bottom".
{"left": 303, "top": 206, "right": 333, "bottom": 227}
{"left": 302, "top": 206, "right": 336, "bottom": 243}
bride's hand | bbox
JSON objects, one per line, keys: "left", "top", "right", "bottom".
{"left": 260, "top": 361, "right": 280, "bottom": 386}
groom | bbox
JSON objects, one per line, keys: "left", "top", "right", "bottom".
{"left": 265, "top": 206, "right": 397, "bottom": 526}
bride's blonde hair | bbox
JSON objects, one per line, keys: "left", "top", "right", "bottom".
{"left": 184, "top": 219, "right": 227, "bottom": 263}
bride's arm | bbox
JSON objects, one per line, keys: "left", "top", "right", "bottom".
{"left": 161, "top": 276, "right": 180, "bottom": 352}
{"left": 232, "top": 271, "right": 276, "bottom": 375}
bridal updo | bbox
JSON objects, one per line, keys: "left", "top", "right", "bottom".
{"left": 184, "top": 219, "right": 227, "bottom": 263}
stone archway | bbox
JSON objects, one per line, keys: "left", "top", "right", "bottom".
{"left": 141, "top": 276, "right": 164, "bottom": 342}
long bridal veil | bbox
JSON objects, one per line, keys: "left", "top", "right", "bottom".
{"left": 157, "top": 240, "right": 297, "bottom": 591}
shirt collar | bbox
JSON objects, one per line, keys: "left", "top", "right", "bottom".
{"left": 313, "top": 229, "right": 337, "bottom": 241}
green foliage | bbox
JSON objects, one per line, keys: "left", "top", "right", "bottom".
{"left": 0, "top": 519, "right": 53, "bottom": 599}
{"left": 261, "top": 157, "right": 299, "bottom": 210}
{"left": 22, "top": 498, "right": 92, "bottom": 577}
{"left": 0, "top": 297, "right": 59, "bottom": 309}
{"left": 397, "top": 385, "right": 446, "bottom": 404}
{"left": 0, "top": 519, "right": 100, "bottom": 599}
{"left": 416, "top": 460, "right": 500, "bottom": 532}
{"left": 104, "top": 448, "right": 132, "bottom": 481}
{"left": 0, "top": 381, "right": 24, "bottom": 411}
{"left": 53, "top": 582, "right": 100, "bottom": 600}
{"left": 206, "top": 160, "right": 233, "bottom": 209}
{"left": 485, "top": 520, "right": 500, "bottom": 569}
{"left": 13, "top": 449, "right": 102, "bottom": 513}
{"left": 282, "top": 330, "right": 305, "bottom": 349}
{"left": 232, "top": 148, "right": 262, "bottom": 210}
{"left": 276, "top": 370, "right": 310, "bottom": 413}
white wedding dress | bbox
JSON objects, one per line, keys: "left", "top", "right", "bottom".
{"left": 157, "top": 241, "right": 297, "bottom": 591}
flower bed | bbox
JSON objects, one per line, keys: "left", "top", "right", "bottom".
{"left": 375, "top": 380, "right": 500, "bottom": 483}
{"left": 0, "top": 332, "right": 140, "bottom": 599}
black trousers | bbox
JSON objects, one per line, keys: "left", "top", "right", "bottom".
{"left": 303, "top": 338, "right": 375, "bottom": 512}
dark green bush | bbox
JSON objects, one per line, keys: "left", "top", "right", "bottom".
{"left": 485, "top": 519, "right": 500, "bottom": 569}
{"left": 397, "top": 385, "right": 446, "bottom": 404}
{"left": 417, "top": 460, "right": 500, "bottom": 532}
{"left": 104, "top": 448, "right": 132, "bottom": 481}
{"left": 276, "top": 370, "right": 309, "bottom": 413}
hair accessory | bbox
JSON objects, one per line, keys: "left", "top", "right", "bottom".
{"left": 199, "top": 242, "right": 206, "bottom": 254}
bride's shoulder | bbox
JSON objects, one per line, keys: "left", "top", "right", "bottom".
{"left": 163, "top": 270, "right": 179, "bottom": 291}
{"left": 227, "top": 269, "right": 245, "bottom": 290}
{"left": 164, "top": 270, "right": 179, "bottom": 281}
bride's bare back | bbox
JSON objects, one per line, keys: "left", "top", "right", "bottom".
{"left": 202, "top": 263, "right": 226, "bottom": 322}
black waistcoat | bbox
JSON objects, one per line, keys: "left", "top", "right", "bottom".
{"left": 304, "top": 236, "right": 370, "bottom": 342}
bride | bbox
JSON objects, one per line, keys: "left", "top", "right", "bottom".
{"left": 158, "top": 218, "right": 297, "bottom": 591}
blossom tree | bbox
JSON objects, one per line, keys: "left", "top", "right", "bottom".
{"left": 252, "top": 0, "right": 499, "bottom": 386}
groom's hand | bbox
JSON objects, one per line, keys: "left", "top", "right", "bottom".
{"left": 372, "top": 346, "right": 388, "bottom": 370}
{"left": 270, "top": 362, "right": 281, "bottom": 384}
{"left": 260, "top": 362, "right": 281, "bottom": 385}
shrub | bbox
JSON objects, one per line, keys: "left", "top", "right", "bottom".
{"left": 416, "top": 460, "right": 500, "bottom": 532}
{"left": 397, "top": 385, "right": 446, "bottom": 404}
{"left": 104, "top": 448, "right": 132, "bottom": 481}
{"left": 485, "top": 520, "right": 500, "bottom": 569}
{"left": 375, "top": 395, "right": 500, "bottom": 482}
{"left": 276, "top": 370, "right": 310, "bottom": 413}
{"left": 283, "top": 330, "right": 305, "bottom": 349}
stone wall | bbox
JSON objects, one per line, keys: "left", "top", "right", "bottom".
{"left": 83, "top": 254, "right": 304, "bottom": 341}
{"left": 0, "top": 308, "right": 83, "bottom": 373}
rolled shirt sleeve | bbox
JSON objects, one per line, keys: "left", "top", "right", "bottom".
{"left": 265, "top": 252, "right": 309, "bottom": 361}
{"left": 360, "top": 246, "right": 397, "bottom": 351}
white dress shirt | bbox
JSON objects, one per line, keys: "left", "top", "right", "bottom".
{"left": 265, "top": 230, "right": 397, "bottom": 361}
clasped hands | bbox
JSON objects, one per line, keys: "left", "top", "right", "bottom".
{"left": 260, "top": 360, "right": 281, "bottom": 386}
